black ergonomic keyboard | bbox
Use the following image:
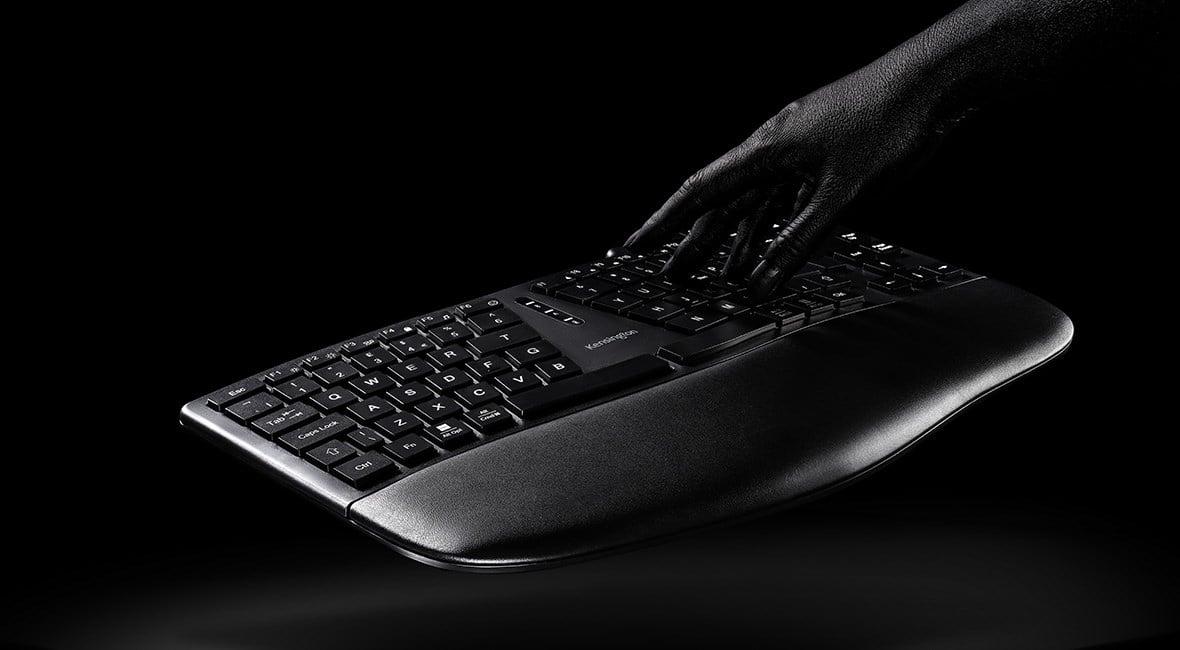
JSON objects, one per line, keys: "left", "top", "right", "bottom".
{"left": 181, "top": 227, "right": 1072, "bottom": 571}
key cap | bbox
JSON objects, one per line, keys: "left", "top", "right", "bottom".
{"left": 710, "top": 299, "right": 749, "bottom": 316}
{"left": 339, "top": 336, "right": 379, "bottom": 356}
{"left": 455, "top": 297, "right": 503, "bottom": 318}
{"left": 835, "top": 248, "right": 871, "bottom": 265}
{"left": 351, "top": 347, "right": 397, "bottom": 371}
{"left": 865, "top": 260, "right": 901, "bottom": 275}
{"left": 309, "top": 387, "right": 359, "bottom": 412}
{"left": 207, "top": 378, "right": 264, "bottom": 410}
{"left": 454, "top": 381, "right": 500, "bottom": 407}
{"left": 425, "top": 369, "right": 473, "bottom": 393}
{"left": 414, "top": 396, "right": 463, "bottom": 421}
{"left": 554, "top": 278, "right": 615, "bottom": 305}
{"left": 505, "top": 355, "right": 671, "bottom": 418}
{"left": 465, "top": 404, "right": 515, "bottom": 432}
{"left": 494, "top": 370, "right": 542, "bottom": 394}
{"left": 306, "top": 440, "right": 359, "bottom": 469}
{"left": 626, "top": 262, "right": 662, "bottom": 277}
{"left": 810, "top": 271, "right": 851, "bottom": 289}
{"left": 663, "top": 292, "right": 707, "bottom": 308}
{"left": 591, "top": 292, "right": 644, "bottom": 314}
{"left": 225, "top": 393, "right": 283, "bottom": 423}
{"left": 836, "top": 231, "right": 868, "bottom": 246}
{"left": 383, "top": 434, "right": 436, "bottom": 466}
{"left": 466, "top": 355, "right": 512, "bottom": 379}
{"left": 348, "top": 372, "right": 397, "bottom": 396}
{"left": 756, "top": 299, "right": 807, "bottom": 328}
{"left": 386, "top": 382, "right": 433, "bottom": 408}
{"left": 415, "top": 310, "right": 455, "bottom": 330}
{"left": 262, "top": 364, "right": 303, "bottom": 384}
{"left": 272, "top": 375, "right": 321, "bottom": 401}
{"left": 347, "top": 397, "right": 396, "bottom": 422}
{"left": 346, "top": 427, "right": 387, "bottom": 450}
{"left": 658, "top": 314, "right": 777, "bottom": 364}
{"left": 535, "top": 357, "right": 581, "bottom": 382}
{"left": 379, "top": 323, "right": 417, "bottom": 342}
{"left": 920, "top": 263, "right": 962, "bottom": 280}
{"left": 313, "top": 362, "right": 360, "bottom": 385}
{"left": 427, "top": 344, "right": 473, "bottom": 368}
{"left": 333, "top": 451, "right": 399, "bottom": 488}
{"left": 386, "top": 359, "right": 433, "bottom": 383}
{"left": 899, "top": 269, "right": 938, "bottom": 287}
{"left": 667, "top": 308, "right": 729, "bottom": 333}
{"left": 428, "top": 322, "right": 474, "bottom": 345}
{"left": 386, "top": 333, "right": 434, "bottom": 357}
{"left": 531, "top": 274, "right": 573, "bottom": 295}
{"left": 598, "top": 270, "right": 640, "bottom": 285}
{"left": 467, "top": 309, "right": 522, "bottom": 335}
{"left": 504, "top": 341, "right": 560, "bottom": 366}
{"left": 622, "top": 282, "right": 669, "bottom": 300}
{"left": 867, "top": 242, "right": 900, "bottom": 258}
{"left": 375, "top": 411, "right": 424, "bottom": 438}
{"left": 252, "top": 404, "right": 319, "bottom": 439}
{"left": 422, "top": 419, "right": 476, "bottom": 449}
{"left": 467, "top": 325, "right": 541, "bottom": 356}
{"left": 628, "top": 301, "right": 684, "bottom": 323}
{"left": 278, "top": 414, "right": 357, "bottom": 454}
{"left": 817, "top": 288, "right": 865, "bottom": 309}
{"left": 787, "top": 295, "right": 836, "bottom": 318}
{"left": 301, "top": 350, "right": 341, "bottom": 370}
{"left": 693, "top": 284, "right": 731, "bottom": 300}
{"left": 786, "top": 278, "right": 822, "bottom": 294}
{"left": 868, "top": 277, "right": 911, "bottom": 293}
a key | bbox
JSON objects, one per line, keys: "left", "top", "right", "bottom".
{"left": 505, "top": 355, "right": 671, "bottom": 418}
{"left": 666, "top": 308, "right": 728, "bottom": 333}
{"left": 865, "top": 260, "right": 901, "bottom": 275}
{"left": 466, "top": 355, "right": 512, "bottom": 379}
{"left": 338, "top": 337, "right": 378, "bottom": 356}
{"left": 386, "top": 333, "right": 434, "bottom": 357}
{"left": 415, "top": 310, "right": 455, "bottom": 330}
{"left": 868, "top": 277, "right": 911, "bottom": 293}
{"left": 786, "top": 278, "right": 822, "bottom": 294}
{"left": 428, "top": 322, "right": 474, "bottom": 345}
{"left": 346, "top": 427, "right": 387, "bottom": 451}
{"left": 225, "top": 393, "right": 283, "bottom": 423}
{"left": 332, "top": 451, "right": 398, "bottom": 488}
{"left": 425, "top": 369, "right": 473, "bottom": 393}
{"left": 386, "top": 382, "right": 433, "bottom": 408}
{"left": 920, "top": 263, "right": 962, "bottom": 280}
{"left": 252, "top": 404, "right": 319, "bottom": 439}
{"left": 261, "top": 364, "right": 303, "bottom": 384}
{"left": 309, "top": 387, "right": 359, "bottom": 412}
{"left": 810, "top": 271, "right": 851, "bottom": 289}
{"left": 301, "top": 350, "right": 341, "bottom": 370}
{"left": 455, "top": 297, "right": 502, "bottom": 318}
{"left": 351, "top": 347, "right": 397, "bottom": 371}
{"left": 818, "top": 288, "right": 865, "bottom": 309}
{"left": 383, "top": 434, "right": 436, "bottom": 466}
{"left": 379, "top": 323, "right": 417, "bottom": 342}
{"left": 347, "top": 396, "right": 396, "bottom": 422}
{"left": 426, "top": 344, "right": 473, "bottom": 368}
{"left": 422, "top": 419, "right": 476, "bottom": 449}
{"left": 494, "top": 370, "right": 542, "bottom": 394}
{"left": 374, "top": 412, "right": 424, "bottom": 438}
{"left": 535, "top": 357, "right": 581, "bottom": 382}
{"left": 272, "top": 375, "right": 321, "bottom": 401}
{"left": 622, "top": 283, "right": 669, "bottom": 300}
{"left": 467, "top": 309, "right": 522, "bottom": 335}
{"left": 531, "top": 274, "right": 573, "bottom": 295}
{"left": 756, "top": 298, "right": 807, "bottom": 328}
{"left": 414, "top": 396, "right": 463, "bottom": 421}
{"left": 313, "top": 362, "right": 360, "bottom": 386}
{"left": 465, "top": 404, "right": 515, "bottom": 432}
{"left": 306, "top": 440, "right": 359, "bottom": 469}
{"left": 278, "top": 414, "right": 356, "bottom": 454}
{"left": 787, "top": 295, "right": 836, "bottom": 318}
{"left": 554, "top": 278, "right": 615, "bottom": 305}
{"left": 658, "top": 314, "right": 777, "bottom": 365}
{"left": 899, "top": 269, "right": 938, "bottom": 287}
{"left": 386, "top": 359, "right": 433, "bottom": 383}
{"left": 207, "top": 378, "right": 264, "bottom": 410}
{"left": 628, "top": 301, "right": 684, "bottom": 323}
{"left": 591, "top": 292, "right": 644, "bottom": 314}
{"left": 348, "top": 372, "right": 397, "bottom": 396}
{"left": 598, "top": 270, "right": 640, "bottom": 285}
{"left": 663, "top": 292, "right": 707, "bottom": 308}
{"left": 467, "top": 325, "right": 541, "bottom": 356}
{"left": 835, "top": 248, "right": 871, "bottom": 265}
{"left": 454, "top": 382, "right": 501, "bottom": 407}
{"left": 504, "top": 341, "right": 560, "bottom": 366}
{"left": 710, "top": 299, "right": 749, "bottom": 316}
{"left": 867, "top": 242, "right": 901, "bottom": 258}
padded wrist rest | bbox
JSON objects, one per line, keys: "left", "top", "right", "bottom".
{"left": 349, "top": 277, "right": 1073, "bottom": 571}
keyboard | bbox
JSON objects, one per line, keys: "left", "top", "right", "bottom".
{"left": 181, "top": 227, "right": 1072, "bottom": 571}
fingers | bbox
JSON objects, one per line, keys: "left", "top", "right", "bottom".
{"left": 749, "top": 181, "right": 847, "bottom": 299}
{"left": 722, "top": 184, "right": 791, "bottom": 280}
{"left": 662, "top": 189, "right": 761, "bottom": 278}
{"left": 625, "top": 142, "right": 772, "bottom": 251}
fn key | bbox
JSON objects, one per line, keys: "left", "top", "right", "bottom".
{"left": 332, "top": 451, "right": 398, "bottom": 489}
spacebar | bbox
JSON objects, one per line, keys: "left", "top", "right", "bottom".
{"left": 505, "top": 355, "right": 671, "bottom": 418}
{"left": 656, "top": 314, "right": 777, "bottom": 365}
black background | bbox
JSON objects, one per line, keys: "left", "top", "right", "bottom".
{"left": 7, "top": 5, "right": 1177, "bottom": 648}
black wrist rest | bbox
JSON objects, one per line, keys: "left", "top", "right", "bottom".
{"left": 349, "top": 277, "right": 1073, "bottom": 571}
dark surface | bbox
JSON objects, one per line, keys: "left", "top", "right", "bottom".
{"left": 8, "top": 4, "right": 1177, "bottom": 648}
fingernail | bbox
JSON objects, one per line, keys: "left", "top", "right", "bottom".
{"left": 624, "top": 233, "right": 639, "bottom": 249}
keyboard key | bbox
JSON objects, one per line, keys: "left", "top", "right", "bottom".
{"left": 454, "top": 382, "right": 501, "bottom": 407}
{"left": 622, "top": 282, "right": 669, "bottom": 300}
{"left": 339, "top": 337, "right": 379, "bottom": 356}
{"left": 262, "top": 364, "right": 303, "bottom": 384}
{"left": 348, "top": 397, "right": 396, "bottom": 422}
{"left": 836, "top": 231, "right": 868, "bottom": 246}
{"left": 818, "top": 288, "right": 865, "bottom": 309}
{"left": 598, "top": 270, "right": 641, "bottom": 285}
{"left": 383, "top": 434, "right": 436, "bottom": 466}
{"left": 467, "top": 325, "right": 541, "bottom": 356}
{"left": 628, "top": 301, "right": 684, "bottom": 323}
{"left": 531, "top": 274, "right": 573, "bottom": 295}
{"left": 313, "top": 362, "right": 360, "bottom": 385}
{"left": 428, "top": 322, "right": 474, "bottom": 345}
{"left": 865, "top": 260, "right": 901, "bottom": 275}
{"left": 351, "top": 347, "right": 397, "bottom": 371}
{"left": 810, "top": 271, "right": 851, "bottom": 289}
{"left": 867, "top": 242, "right": 901, "bottom": 258}
{"left": 494, "top": 370, "right": 542, "bottom": 394}
{"left": 667, "top": 308, "right": 729, "bottom": 333}
{"left": 554, "top": 278, "right": 615, "bottom": 304}
{"left": 375, "top": 412, "right": 424, "bottom": 438}
{"left": 504, "top": 341, "right": 560, "bottom": 366}
{"left": 664, "top": 292, "right": 707, "bottom": 308}
{"left": 535, "top": 357, "right": 581, "bottom": 382}
{"left": 591, "top": 292, "right": 644, "bottom": 314}
{"left": 920, "top": 263, "right": 962, "bottom": 280}
{"left": 422, "top": 419, "right": 476, "bottom": 449}
{"left": 386, "top": 382, "right": 433, "bottom": 408}
{"left": 414, "top": 396, "right": 464, "bottom": 421}
{"left": 386, "top": 333, "right": 434, "bottom": 357}
{"left": 427, "top": 344, "right": 473, "bottom": 368}
{"left": 207, "top": 378, "right": 264, "bottom": 410}
{"left": 272, "top": 375, "right": 321, "bottom": 401}
{"left": 505, "top": 355, "right": 671, "bottom": 418}
{"left": 757, "top": 299, "right": 807, "bottom": 328}
{"left": 310, "top": 387, "right": 359, "bottom": 412}
{"left": 252, "top": 403, "right": 319, "bottom": 439}
{"left": 306, "top": 440, "right": 359, "bottom": 469}
{"left": 301, "top": 350, "right": 341, "bottom": 369}
{"left": 333, "top": 451, "right": 399, "bottom": 488}
{"left": 899, "top": 269, "right": 938, "bottom": 287}
{"left": 415, "top": 310, "right": 455, "bottom": 330}
{"left": 425, "top": 369, "right": 473, "bottom": 393}
{"left": 278, "top": 414, "right": 357, "bottom": 454}
{"left": 835, "top": 248, "right": 871, "bottom": 265}
{"left": 868, "top": 277, "right": 911, "bottom": 293}
{"left": 787, "top": 295, "right": 836, "bottom": 318}
{"left": 467, "top": 309, "right": 522, "bottom": 335}
{"left": 466, "top": 355, "right": 512, "bottom": 379}
{"left": 346, "top": 427, "right": 387, "bottom": 450}
{"left": 455, "top": 297, "right": 503, "bottom": 318}
{"left": 658, "top": 314, "right": 777, "bottom": 365}
{"left": 465, "top": 404, "right": 515, "bottom": 432}
{"left": 349, "top": 372, "right": 397, "bottom": 396}
{"left": 786, "top": 278, "right": 822, "bottom": 294}
{"left": 379, "top": 323, "right": 418, "bottom": 342}
{"left": 225, "top": 393, "right": 283, "bottom": 423}
{"left": 386, "top": 359, "right": 434, "bottom": 383}
{"left": 710, "top": 299, "right": 750, "bottom": 316}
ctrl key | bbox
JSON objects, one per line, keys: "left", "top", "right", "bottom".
{"left": 332, "top": 451, "right": 398, "bottom": 489}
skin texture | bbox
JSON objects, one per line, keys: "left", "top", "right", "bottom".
{"left": 625, "top": 0, "right": 1171, "bottom": 299}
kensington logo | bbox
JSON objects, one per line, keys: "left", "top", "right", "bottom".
{"left": 584, "top": 330, "right": 640, "bottom": 351}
